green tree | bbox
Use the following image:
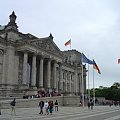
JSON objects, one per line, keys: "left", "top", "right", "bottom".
{"left": 89, "top": 83, "right": 120, "bottom": 101}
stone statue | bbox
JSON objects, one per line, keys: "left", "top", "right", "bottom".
{"left": 5, "top": 11, "right": 18, "bottom": 31}
{"left": 9, "top": 11, "right": 17, "bottom": 24}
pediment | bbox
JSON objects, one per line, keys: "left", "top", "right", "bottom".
{"left": 30, "top": 37, "right": 63, "bottom": 57}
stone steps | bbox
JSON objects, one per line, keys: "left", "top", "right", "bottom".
{"left": 0, "top": 96, "right": 82, "bottom": 109}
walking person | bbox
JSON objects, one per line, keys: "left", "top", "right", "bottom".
{"left": 87, "top": 101, "right": 91, "bottom": 109}
{"left": 38, "top": 100, "right": 44, "bottom": 114}
{"left": 48, "top": 100, "right": 54, "bottom": 115}
{"left": 79, "top": 101, "right": 82, "bottom": 107}
{"left": 44, "top": 101, "right": 49, "bottom": 115}
{"left": 10, "top": 98, "right": 16, "bottom": 115}
{"left": 54, "top": 100, "right": 58, "bottom": 111}
{"left": 90, "top": 101, "right": 94, "bottom": 110}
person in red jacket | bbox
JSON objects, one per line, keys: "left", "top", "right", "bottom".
{"left": 48, "top": 100, "right": 54, "bottom": 115}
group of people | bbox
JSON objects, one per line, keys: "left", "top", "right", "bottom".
{"left": 37, "top": 90, "right": 61, "bottom": 98}
{"left": 38, "top": 100, "right": 59, "bottom": 115}
{"left": 23, "top": 90, "right": 61, "bottom": 99}
{"left": 8, "top": 98, "right": 120, "bottom": 116}
{"left": 87, "top": 101, "right": 94, "bottom": 110}
{"left": 10, "top": 98, "right": 59, "bottom": 115}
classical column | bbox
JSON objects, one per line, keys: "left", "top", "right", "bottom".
{"left": 59, "top": 63, "right": 63, "bottom": 90}
{"left": 80, "top": 74, "right": 82, "bottom": 93}
{"left": 14, "top": 53, "right": 19, "bottom": 85}
{"left": 22, "top": 52, "right": 28, "bottom": 85}
{"left": 6, "top": 46, "right": 15, "bottom": 85}
{"left": 74, "top": 67, "right": 78, "bottom": 94}
{"left": 83, "top": 74, "right": 86, "bottom": 93}
{"left": 53, "top": 61, "right": 57, "bottom": 89}
{"left": 65, "top": 72, "right": 67, "bottom": 92}
{"left": 31, "top": 54, "right": 36, "bottom": 87}
{"left": 69, "top": 73, "right": 72, "bottom": 93}
{"left": 2, "top": 50, "right": 7, "bottom": 85}
{"left": 39, "top": 57, "right": 44, "bottom": 88}
{"left": 47, "top": 59, "right": 51, "bottom": 89}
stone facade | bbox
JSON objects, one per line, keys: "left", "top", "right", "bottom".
{"left": 0, "top": 12, "right": 87, "bottom": 97}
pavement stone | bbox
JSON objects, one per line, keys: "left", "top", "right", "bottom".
{"left": 0, "top": 106, "right": 120, "bottom": 120}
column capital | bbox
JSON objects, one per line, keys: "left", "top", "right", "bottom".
{"left": 32, "top": 53, "right": 37, "bottom": 56}
{"left": 58, "top": 62, "right": 63, "bottom": 66}
{"left": 40, "top": 54, "right": 47, "bottom": 59}
{"left": 46, "top": 57, "right": 52, "bottom": 62}
{"left": 52, "top": 59, "right": 57, "bottom": 63}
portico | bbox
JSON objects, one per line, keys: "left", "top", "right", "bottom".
{"left": 16, "top": 50, "right": 63, "bottom": 91}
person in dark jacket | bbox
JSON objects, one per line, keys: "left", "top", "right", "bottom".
{"left": 54, "top": 100, "right": 59, "bottom": 111}
{"left": 87, "top": 101, "right": 90, "bottom": 109}
{"left": 39, "top": 100, "right": 44, "bottom": 114}
{"left": 10, "top": 98, "right": 16, "bottom": 115}
{"left": 90, "top": 101, "right": 94, "bottom": 110}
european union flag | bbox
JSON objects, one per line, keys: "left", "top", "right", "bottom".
{"left": 81, "top": 53, "right": 94, "bottom": 64}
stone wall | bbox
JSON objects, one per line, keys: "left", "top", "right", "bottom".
{"left": 0, "top": 96, "right": 80, "bottom": 109}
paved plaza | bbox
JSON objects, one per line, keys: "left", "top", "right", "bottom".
{"left": 0, "top": 106, "right": 120, "bottom": 120}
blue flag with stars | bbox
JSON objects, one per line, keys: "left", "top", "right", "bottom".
{"left": 81, "top": 53, "right": 94, "bottom": 64}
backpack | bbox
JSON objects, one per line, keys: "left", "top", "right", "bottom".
{"left": 55, "top": 101, "right": 58, "bottom": 105}
{"left": 10, "top": 101, "right": 15, "bottom": 106}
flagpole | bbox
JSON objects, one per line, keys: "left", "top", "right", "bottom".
{"left": 93, "top": 66, "right": 95, "bottom": 106}
{"left": 81, "top": 53, "right": 94, "bottom": 107}
{"left": 88, "top": 63, "right": 90, "bottom": 102}
{"left": 81, "top": 55, "right": 84, "bottom": 107}
{"left": 70, "top": 39, "right": 71, "bottom": 50}
{"left": 87, "top": 54, "right": 90, "bottom": 102}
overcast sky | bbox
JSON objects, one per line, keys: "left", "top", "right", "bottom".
{"left": 0, "top": 0, "right": 120, "bottom": 88}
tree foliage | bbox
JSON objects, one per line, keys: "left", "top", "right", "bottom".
{"left": 89, "top": 82, "right": 120, "bottom": 101}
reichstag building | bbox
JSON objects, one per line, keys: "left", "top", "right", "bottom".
{"left": 0, "top": 12, "right": 87, "bottom": 97}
